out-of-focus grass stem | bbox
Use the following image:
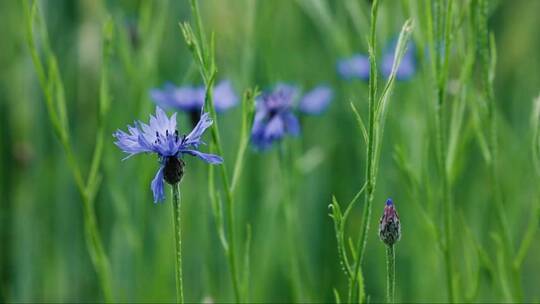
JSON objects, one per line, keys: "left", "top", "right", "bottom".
{"left": 476, "top": 0, "right": 522, "bottom": 300}
{"left": 349, "top": 1, "right": 379, "bottom": 301}
{"left": 23, "top": 1, "right": 114, "bottom": 301}
{"left": 181, "top": 1, "right": 257, "bottom": 301}
{"left": 427, "top": 0, "right": 455, "bottom": 301}
{"left": 278, "top": 142, "right": 305, "bottom": 302}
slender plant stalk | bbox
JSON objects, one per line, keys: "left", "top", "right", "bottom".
{"left": 349, "top": 1, "right": 379, "bottom": 302}
{"left": 171, "top": 184, "right": 184, "bottom": 304}
{"left": 427, "top": 0, "right": 455, "bottom": 301}
{"left": 279, "top": 144, "right": 304, "bottom": 301}
{"left": 24, "top": 2, "right": 114, "bottom": 301}
{"left": 386, "top": 245, "right": 395, "bottom": 303}
{"left": 180, "top": 1, "right": 243, "bottom": 300}
{"left": 203, "top": 76, "right": 242, "bottom": 302}
{"left": 476, "top": 1, "right": 519, "bottom": 300}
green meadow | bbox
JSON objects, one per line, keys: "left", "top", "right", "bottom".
{"left": 1, "top": 0, "right": 540, "bottom": 303}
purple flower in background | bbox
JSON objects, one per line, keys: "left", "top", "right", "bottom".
{"left": 336, "top": 54, "right": 370, "bottom": 80}
{"left": 251, "top": 84, "right": 300, "bottom": 149}
{"left": 251, "top": 83, "right": 334, "bottom": 149}
{"left": 379, "top": 198, "right": 401, "bottom": 246}
{"left": 150, "top": 80, "right": 239, "bottom": 113}
{"left": 298, "top": 86, "right": 334, "bottom": 115}
{"left": 213, "top": 80, "right": 238, "bottom": 110}
{"left": 381, "top": 39, "right": 416, "bottom": 80}
{"left": 113, "top": 107, "right": 222, "bottom": 202}
{"left": 336, "top": 39, "right": 416, "bottom": 81}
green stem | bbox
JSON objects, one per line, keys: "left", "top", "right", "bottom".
{"left": 183, "top": 2, "right": 242, "bottom": 300}
{"left": 435, "top": 92, "right": 455, "bottom": 302}
{"left": 82, "top": 196, "right": 113, "bottom": 302}
{"left": 171, "top": 184, "right": 184, "bottom": 304}
{"left": 279, "top": 144, "right": 304, "bottom": 301}
{"left": 431, "top": 0, "right": 455, "bottom": 301}
{"left": 349, "top": 1, "right": 379, "bottom": 302}
{"left": 207, "top": 87, "right": 242, "bottom": 302}
{"left": 386, "top": 245, "right": 395, "bottom": 303}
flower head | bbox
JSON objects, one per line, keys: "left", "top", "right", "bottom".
{"left": 113, "top": 106, "right": 222, "bottom": 202}
{"left": 251, "top": 84, "right": 300, "bottom": 149}
{"left": 381, "top": 39, "right": 416, "bottom": 80}
{"left": 379, "top": 198, "right": 401, "bottom": 246}
{"left": 250, "top": 83, "right": 334, "bottom": 149}
{"left": 298, "top": 85, "right": 334, "bottom": 115}
{"left": 336, "top": 54, "right": 370, "bottom": 81}
{"left": 150, "top": 80, "right": 238, "bottom": 113}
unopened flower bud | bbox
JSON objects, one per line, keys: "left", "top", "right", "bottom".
{"left": 379, "top": 198, "right": 401, "bottom": 246}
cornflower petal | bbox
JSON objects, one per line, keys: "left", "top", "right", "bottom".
{"left": 151, "top": 165, "right": 165, "bottom": 203}
{"left": 184, "top": 112, "right": 213, "bottom": 146}
{"left": 180, "top": 149, "right": 223, "bottom": 164}
{"left": 214, "top": 80, "right": 239, "bottom": 111}
{"left": 337, "top": 54, "right": 370, "bottom": 80}
{"left": 298, "top": 86, "right": 334, "bottom": 115}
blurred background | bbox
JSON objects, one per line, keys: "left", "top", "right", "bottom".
{"left": 1, "top": 0, "right": 540, "bottom": 302}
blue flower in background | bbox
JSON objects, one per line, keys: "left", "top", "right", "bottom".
{"left": 150, "top": 80, "right": 239, "bottom": 113}
{"left": 336, "top": 54, "right": 370, "bottom": 80}
{"left": 113, "top": 107, "right": 222, "bottom": 202}
{"left": 251, "top": 83, "right": 334, "bottom": 149}
{"left": 336, "top": 39, "right": 416, "bottom": 81}
{"left": 381, "top": 39, "right": 416, "bottom": 80}
{"left": 298, "top": 85, "right": 334, "bottom": 115}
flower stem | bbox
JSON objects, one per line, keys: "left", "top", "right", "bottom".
{"left": 349, "top": 0, "right": 379, "bottom": 302}
{"left": 82, "top": 197, "right": 113, "bottom": 302}
{"left": 171, "top": 183, "right": 184, "bottom": 304}
{"left": 279, "top": 143, "right": 304, "bottom": 301}
{"left": 386, "top": 245, "right": 395, "bottom": 303}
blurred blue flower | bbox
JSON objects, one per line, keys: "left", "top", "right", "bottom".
{"left": 150, "top": 80, "right": 239, "bottom": 113}
{"left": 298, "top": 85, "right": 334, "bottom": 115}
{"left": 113, "top": 107, "right": 222, "bottom": 202}
{"left": 336, "top": 54, "right": 370, "bottom": 80}
{"left": 336, "top": 39, "right": 416, "bottom": 81}
{"left": 251, "top": 84, "right": 300, "bottom": 150}
{"left": 381, "top": 39, "right": 416, "bottom": 80}
{"left": 251, "top": 83, "right": 334, "bottom": 149}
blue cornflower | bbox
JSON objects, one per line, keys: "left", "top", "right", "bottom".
{"left": 113, "top": 106, "right": 223, "bottom": 202}
{"left": 336, "top": 39, "right": 416, "bottom": 81}
{"left": 298, "top": 85, "right": 334, "bottom": 115}
{"left": 251, "top": 83, "right": 334, "bottom": 149}
{"left": 336, "top": 54, "right": 370, "bottom": 80}
{"left": 150, "top": 80, "right": 238, "bottom": 113}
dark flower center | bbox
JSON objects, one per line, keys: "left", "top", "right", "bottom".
{"left": 268, "top": 109, "right": 278, "bottom": 118}
{"left": 163, "top": 156, "right": 185, "bottom": 185}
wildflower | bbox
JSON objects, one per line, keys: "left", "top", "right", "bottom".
{"left": 381, "top": 39, "right": 416, "bottom": 80}
{"left": 251, "top": 84, "right": 333, "bottom": 149}
{"left": 298, "top": 85, "right": 334, "bottom": 115}
{"left": 251, "top": 84, "right": 299, "bottom": 149}
{"left": 113, "top": 106, "right": 223, "bottom": 202}
{"left": 379, "top": 198, "right": 401, "bottom": 246}
{"left": 336, "top": 54, "right": 370, "bottom": 80}
{"left": 336, "top": 40, "right": 416, "bottom": 81}
{"left": 150, "top": 80, "right": 239, "bottom": 114}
